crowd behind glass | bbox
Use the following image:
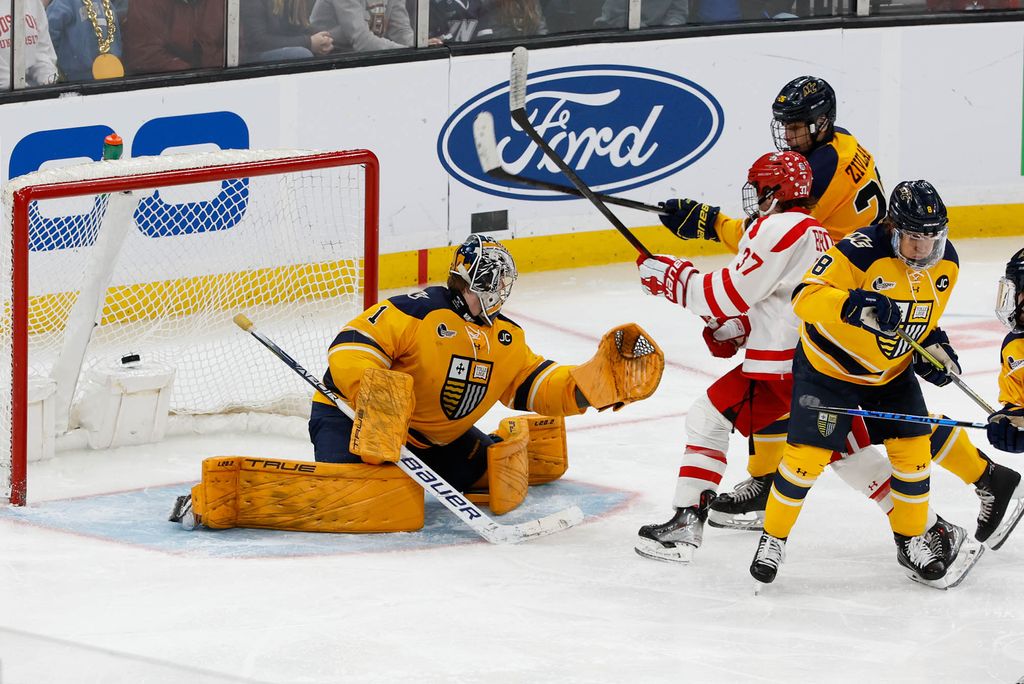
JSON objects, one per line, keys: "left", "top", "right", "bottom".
{"left": 1, "top": 0, "right": 1019, "bottom": 90}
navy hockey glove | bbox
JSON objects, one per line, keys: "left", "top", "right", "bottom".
{"left": 659, "top": 199, "right": 720, "bottom": 241}
{"left": 987, "top": 405, "right": 1024, "bottom": 453}
{"left": 912, "top": 328, "right": 961, "bottom": 387}
{"left": 840, "top": 289, "right": 902, "bottom": 333}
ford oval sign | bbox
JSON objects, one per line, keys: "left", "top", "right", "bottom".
{"left": 438, "top": 64, "right": 724, "bottom": 200}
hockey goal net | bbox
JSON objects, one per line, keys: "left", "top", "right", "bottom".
{"left": 1, "top": 148, "right": 379, "bottom": 505}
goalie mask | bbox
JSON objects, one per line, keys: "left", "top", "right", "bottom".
{"left": 741, "top": 151, "right": 812, "bottom": 219}
{"left": 771, "top": 76, "right": 837, "bottom": 152}
{"left": 996, "top": 247, "right": 1024, "bottom": 330}
{"left": 887, "top": 180, "right": 948, "bottom": 271}
{"left": 449, "top": 234, "right": 517, "bottom": 326}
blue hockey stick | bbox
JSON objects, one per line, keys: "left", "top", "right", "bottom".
{"left": 797, "top": 394, "right": 986, "bottom": 430}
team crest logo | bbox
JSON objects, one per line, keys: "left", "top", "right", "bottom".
{"left": 436, "top": 323, "right": 457, "bottom": 339}
{"left": 498, "top": 330, "right": 513, "bottom": 346}
{"left": 817, "top": 411, "right": 837, "bottom": 437}
{"left": 871, "top": 276, "right": 895, "bottom": 291}
{"left": 846, "top": 233, "right": 873, "bottom": 249}
{"left": 875, "top": 301, "right": 932, "bottom": 358}
{"left": 936, "top": 275, "right": 950, "bottom": 292}
{"left": 441, "top": 355, "right": 493, "bottom": 419}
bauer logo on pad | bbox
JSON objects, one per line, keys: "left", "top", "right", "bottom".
{"left": 438, "top": 65, "right": 724, "bottom": 200}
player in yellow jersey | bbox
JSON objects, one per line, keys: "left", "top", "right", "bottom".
{"left": 308, "top": 234, "right": 664, "bottom": 501}
{"left": 658, "top": 76, "right": 1007, "bottom": 549}
{"left": 978, "top": 247, "right": 1024, "bottom": 547}
{"left": 751, "top": 180, "right": 984, "bottom": 588}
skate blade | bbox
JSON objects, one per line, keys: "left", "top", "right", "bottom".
{"left": 707, "top": 509, "right": 764, "bottom": 531}
{"left": 634, "top": 537, "right": 696, "bottom": 564}
{"left": 907, "top": 539, "right": 986, "bottom": 590}
{"left": 988, "top": 498, "right": 1024, "bottom": 550}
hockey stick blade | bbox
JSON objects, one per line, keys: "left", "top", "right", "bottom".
{"left": 798, "top": 394, "right": 986, "bottom": 430}
{"left": 233, "top": 314, "right": 584, "bottom": 545}
{"left": 473, "top": 112, "right": 662, "bottom": 214}
{"left": 507, "top": 47, "right": 653, "bottom": 259}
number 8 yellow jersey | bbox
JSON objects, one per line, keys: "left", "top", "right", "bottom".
{"left": 791, "top": 224, "right": 959, "bottom": 386}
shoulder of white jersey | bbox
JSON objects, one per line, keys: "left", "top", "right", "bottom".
{"left": 747, "top": 210, "right": 827, "bottom": 253}
{"left": 388, "top": 285, "right": 455, "bottom": 320}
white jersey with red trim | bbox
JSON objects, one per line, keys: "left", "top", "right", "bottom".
{"left": 684, "top": 209, "right": 833, "bottom": 378}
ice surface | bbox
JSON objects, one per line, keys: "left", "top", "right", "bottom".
{"left": 2, "top": 238, "right": 1023, "bottom": 683}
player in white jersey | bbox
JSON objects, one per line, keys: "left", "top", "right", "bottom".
{"left": 633, "top": 151, "right": 834, "bottom": 562}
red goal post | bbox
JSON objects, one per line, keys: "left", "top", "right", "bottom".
{"left": 2, "top": 149, "right": 379, "bottom": 505}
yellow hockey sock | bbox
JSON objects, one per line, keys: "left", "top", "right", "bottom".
{"left": 885, "top": 435, "right": 931, "bottom": 537}
{"left": 763, "top": 442, "right": 831, "bottom": 539}
{"left": 929, "top": 422, "right": 987, "bottom": 485}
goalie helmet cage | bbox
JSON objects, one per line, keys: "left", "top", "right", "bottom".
{"left": 2, "top": 148, "right": 379, "bottom": 505}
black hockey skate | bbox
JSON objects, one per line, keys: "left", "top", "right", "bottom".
{"left": 749, "top": 532, "right": 786, "bottom": 585}
{"left": 634, "top": 490, "right": 714, "bottom": 564}
{"left": 974, "top": 458, "right": 1024, "bottom": 550}
{"left": 168, "top": 494, "right": 198, "bottom": 530}
{"left": 895, "top": 532, "right": 946, "bottom": 584}
{"left": 707, "top": 474, "right": 771, "bottom": 531}
{"left": 919, "top": 516, "right": 985, "bottom": 590}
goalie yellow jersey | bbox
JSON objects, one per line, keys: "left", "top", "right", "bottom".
{"left": 312, "top": 286, "right": 582, "bottom": 446}
{"left": 791, "top": 224, "right": 959, "bottom": 386}
{"left": 997, "top": 330, "right": 1024, "bottom": 408}
{"left": 717, "top": 128, "right": 885, "bottom": 252}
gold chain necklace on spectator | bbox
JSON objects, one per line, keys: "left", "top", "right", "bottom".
{"left": 84, "top": 0, "right": 124, "bottom": 79}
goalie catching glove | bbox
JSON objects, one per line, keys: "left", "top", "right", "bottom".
{"left": 570, "top": 323, "right": 664, "bottom": 411}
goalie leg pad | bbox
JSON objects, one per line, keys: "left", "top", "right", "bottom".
{"left": 523, "top": 414, "right": 568, "bottom": 485}
{"left": 190, "top": 456, "right": 424, "bottom": 533}
{"left": 570, "top": 323, "right": 664, "bottom": 411}
{"left": 485, "top": 417, "right": 531, "bottom": 515}
{"left": 349, "top": 368, "right": 415, "bottom": 465}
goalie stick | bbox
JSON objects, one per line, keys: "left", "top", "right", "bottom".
{"left": 232, "top": 314, "right": 584, "bottom": 545}
{"left": 507, "top": 46, "right": 654, "bottom": 260}
{"left": 797, "top": 395, "right": 987, "bottom": 430}
{"left": 472, "top": 112, "right": 663, "bottom": 215}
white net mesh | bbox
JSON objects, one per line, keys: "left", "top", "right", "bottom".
{"left": 1, "top": 149, "right": 373, "bottom": 503}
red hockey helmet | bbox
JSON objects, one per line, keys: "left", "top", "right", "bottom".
{"left": 741, "top": 151, "right": 813, "bottom": 218}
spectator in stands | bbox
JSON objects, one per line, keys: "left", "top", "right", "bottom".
{"left": 46, "top": 0, "right": 127, "bottom": 82}
{"left": 476, "top": 0, "right": 548, "bottom": 39}
{"left": 593, "top": 0, "right": 688, "bottom": 27}
{"left": 429, "top": 0, "right": 483, "bottom": 42}
{"left": 123, "top": 0, "right": 225, "bottom": 75}
{"left": 311, "top": 0, "right": 429, "bottom": 52}
{"left": 241, "top": 0, "right": 334, "bottom": 63}
{"left": 0, "top": 0, "right": 59, "bottom": 89}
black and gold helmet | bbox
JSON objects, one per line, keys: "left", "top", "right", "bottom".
{"left": 449, "top": 234, "right": 517, "bottom": 326}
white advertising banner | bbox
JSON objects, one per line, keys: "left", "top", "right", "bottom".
{"left": 0, "top": 22, "right": 1021, "bottom": 255}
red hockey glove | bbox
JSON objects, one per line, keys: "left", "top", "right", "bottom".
{"left": 637, "top": 254, "right": 697, "bottom": 305}
{"left": 702, "top": 316, "right": 751, "bottom": 358}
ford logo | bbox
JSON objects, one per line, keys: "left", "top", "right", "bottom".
{"left": 438, "top": 64, "right": 724, "bottom": 200}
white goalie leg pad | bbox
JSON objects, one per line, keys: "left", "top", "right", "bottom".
{"left": 671, "top": 394, "right": 733, "bottom": 509}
